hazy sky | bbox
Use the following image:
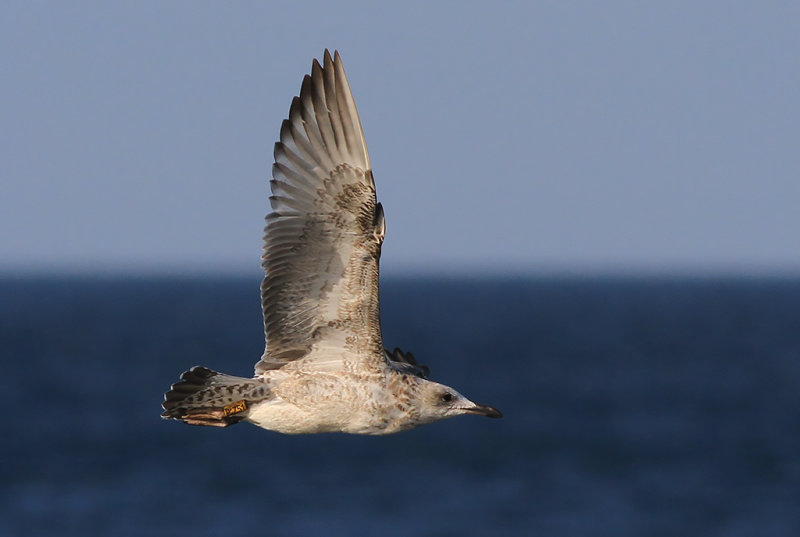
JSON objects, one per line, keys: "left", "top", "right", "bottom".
{"left": 2, "top": 2, "right": 798, "bottom": 276}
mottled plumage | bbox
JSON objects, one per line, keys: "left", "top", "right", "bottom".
{"left": 161, "top": 50, "right": 501, "bottom": 435}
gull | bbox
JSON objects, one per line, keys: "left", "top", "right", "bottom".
{"left": 161, "top": 50, "right": 502, "bottom": 435}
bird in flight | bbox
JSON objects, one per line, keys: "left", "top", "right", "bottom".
{"left": 161, "top": 50, "right": 501, "bottom": 434}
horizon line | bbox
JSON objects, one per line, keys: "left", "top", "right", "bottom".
{"left": 2, "top": 262, "right": 800, "bottom": 281}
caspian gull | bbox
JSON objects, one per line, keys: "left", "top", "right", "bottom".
{"left": 161, "top": 50, "right": 501, "bottom": 435}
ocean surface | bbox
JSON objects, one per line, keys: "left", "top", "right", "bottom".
{"left": 1, "top": 276, "right": 798, "bottom": 536}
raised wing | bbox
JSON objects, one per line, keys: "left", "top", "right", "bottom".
{"left": 256, "top": 50, "right": 386, "bottom": 375}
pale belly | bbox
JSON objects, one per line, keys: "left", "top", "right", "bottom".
{"left": 245, "top": 395, "right": 414, "bottom": 435}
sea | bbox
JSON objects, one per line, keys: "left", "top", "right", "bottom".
{"left": 1, "top": 276, "right": 798, "bottom": 536}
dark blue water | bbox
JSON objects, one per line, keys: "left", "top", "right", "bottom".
{"left": 2, "top": 276, "right": 799, "bottom": 536}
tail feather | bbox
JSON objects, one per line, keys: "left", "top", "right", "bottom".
{"left": 161, "top": 366, "right": 271, "bottom": 427}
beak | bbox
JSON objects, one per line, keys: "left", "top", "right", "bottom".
{"left": 464, "top": 403, "right": 503, "bottom": 419}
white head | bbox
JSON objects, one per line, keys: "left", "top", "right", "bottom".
{"left": 412, "top": 379, "right": 503, "bottom": 425}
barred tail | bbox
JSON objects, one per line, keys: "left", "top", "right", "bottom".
{"left": 161, "top": 366, "right": 269, "bottom": 428}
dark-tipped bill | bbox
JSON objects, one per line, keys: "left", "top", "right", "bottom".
{"left": 465, "top": 403, "right": 503, "bottom": 419}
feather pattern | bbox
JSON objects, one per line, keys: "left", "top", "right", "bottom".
{"left": 256, "top": 50, "right": 383, "bottom": 375}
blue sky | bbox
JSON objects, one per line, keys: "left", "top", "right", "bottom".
{"left": 2, "top": 2, "right": 798, "bottom": 276}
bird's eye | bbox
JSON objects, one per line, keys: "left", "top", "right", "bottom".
{"left": 441, "top": 392, "right": 454, "bottom": 403}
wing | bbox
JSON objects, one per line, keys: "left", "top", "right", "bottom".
{"left": 385, "top": 347, "right": 430, "bottom": 379}
{"left": 255, "top": 50, "right": 386, "bottom": 375}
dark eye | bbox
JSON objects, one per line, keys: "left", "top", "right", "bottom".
{"left": 441, "top": 392, "right": 454, "bottom": 403}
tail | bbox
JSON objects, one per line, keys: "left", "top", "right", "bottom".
{"left": 161, "top": 366, "right": 270, "bottom": 427}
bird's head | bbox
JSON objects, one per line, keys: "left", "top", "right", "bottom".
{"left": 413, "top": 380, "right": 503, "bottom": 424}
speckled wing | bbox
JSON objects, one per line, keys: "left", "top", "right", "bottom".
{"left": 256, "top": 50, "right": 386, "bottom": 375}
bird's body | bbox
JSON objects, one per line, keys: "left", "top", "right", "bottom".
{"left": 161, "top": 50, "right": 501, "bottom": 435}
{"left": 248, "top": 368, "right": 428, "bottom": 435}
